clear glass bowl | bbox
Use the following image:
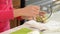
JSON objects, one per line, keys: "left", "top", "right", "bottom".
{"left": 33, "top": 1, "right": 60, "bottom": 23}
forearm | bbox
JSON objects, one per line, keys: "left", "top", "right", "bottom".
{"left": 13, "top": 9, "right": 24, "bottom": 18}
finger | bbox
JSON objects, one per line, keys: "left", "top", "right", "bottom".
{"left": 32, "top": 15, "right": 38, "bottom": 20}
{"left": 39, "top": 11, "right": 46, "bottom": 15}
{"left": 32, "top": 10, "right": 39, "bottom": 15}
{"left": 32, "top": 8, "right": 40, "bottom": 15}
{"left": 32, "top": 6, "right": 40, "bottom": 10}
{"left": 39, "top": 11, "right": 46, "bottom": 16}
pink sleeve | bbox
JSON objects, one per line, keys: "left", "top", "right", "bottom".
{"left": 0, "top": 0, "right": 14, "bottom": 22}
{"left": 0, "top": 9, "right": 14, "bottom": 22}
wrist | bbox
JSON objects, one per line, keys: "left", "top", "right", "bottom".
{"left": 13, "top": 9, "right": 24, "bottom": 18}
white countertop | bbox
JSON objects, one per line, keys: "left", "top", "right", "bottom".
{"left": 1, "top": 11, "right": 60, "bottom": 34}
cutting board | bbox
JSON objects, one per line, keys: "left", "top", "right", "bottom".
{"left": 10, "top": 28, "right": 32, "bottom": 34}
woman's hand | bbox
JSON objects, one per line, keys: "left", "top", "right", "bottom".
{"left": 21, "top": 5, "right": 40, "bottom": 17}
{"left": 14, "top": 5, "right": 45, "bottom": 20}
{"left": 20, "top": 5, "right": 45, "bottom": 20}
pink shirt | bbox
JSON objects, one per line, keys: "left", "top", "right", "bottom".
{"left": 0, "top": 0, "right": 14, "bottom": 32}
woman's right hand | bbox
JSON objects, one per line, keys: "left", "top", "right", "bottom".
{"left": 14, "top": 5, "right": 45, "bottom": 20}
{"left": 20, "top": 5, "right": 45, "bottom": 20}
{"left": 21, "top": 5, "right": 40, "bottom": 17}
